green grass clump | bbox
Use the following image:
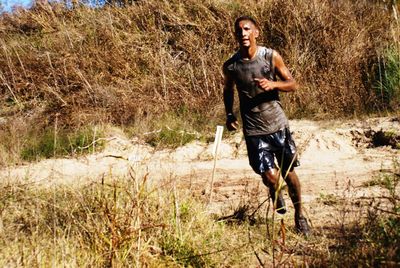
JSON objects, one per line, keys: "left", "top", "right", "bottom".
{"left": 137, "top": 107, "right": 212, "bottom": 149}
{"left": 20, "top": 126, "right": 104, "bottom": 161}
{"left": 375, "top": 46, "right": 400, "bottom": 110}
{"left": 145, "top": 127, "right": 197, "bottom": 149}
{"left": 160, "top": 233, "right": 213, "bottom": 267}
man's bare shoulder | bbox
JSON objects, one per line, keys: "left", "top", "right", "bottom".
{"left": 271, "top": 49, "right": 284, "bottom": 62}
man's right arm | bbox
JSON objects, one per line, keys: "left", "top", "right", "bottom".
{"left": 223, "top": 69, "right": 239, "bottom": 131}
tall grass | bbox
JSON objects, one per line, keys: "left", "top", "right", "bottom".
{"left": 1, "top": 161, "right": 399, "bottom": 266}
{"left": 0, "top": 173, "right": 270, "bottom": 266}
{"left": 375, "top": 46, "right": 400, "bottom": 109}
{"left": 0, "top": 0, "right": 399, "bottom": 164}
{"left": 325, "top": 162, "right": 400, "bottom": 266}
{"left": 0, "top": 0, "right": 397, "bottom": 121}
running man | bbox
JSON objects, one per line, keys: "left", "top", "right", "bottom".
{"left": 223, "top": 16, "right": 310, "bottom": 235}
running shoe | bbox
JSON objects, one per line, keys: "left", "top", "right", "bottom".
{"left": 295, "top": 215, "right": 311, "bottom": 236}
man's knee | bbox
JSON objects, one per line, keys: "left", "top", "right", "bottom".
{"left": 261, "top": 169, "right": 279, "bottom": 186}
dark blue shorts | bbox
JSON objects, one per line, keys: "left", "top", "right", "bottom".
{"left": 245, "top": 128, "right": 300, "bottom": 175}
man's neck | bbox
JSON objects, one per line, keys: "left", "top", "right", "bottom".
{"left": 239, "top": 45, "right": 258, "bottom": 60}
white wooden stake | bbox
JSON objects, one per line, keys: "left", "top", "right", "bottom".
{"left": 209, "top": 125, "right": 224, "bottom": 204}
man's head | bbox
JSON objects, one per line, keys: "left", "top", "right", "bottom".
{"left": 234, "top": 16, "right": 260, "bottom": 48}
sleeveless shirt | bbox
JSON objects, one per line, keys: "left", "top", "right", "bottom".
{"left": 223, "top": 46, "right": 289, "bottom": 136}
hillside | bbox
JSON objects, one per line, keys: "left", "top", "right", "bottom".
{"left": 1, "top": 0, "right": 399, "bottom": 166}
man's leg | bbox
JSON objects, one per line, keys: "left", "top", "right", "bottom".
{"left": 284, "top": 170, "right": 302, "bottom": 218}
{"left": 262, "top": 169, "right": 286, "bottom": 214}
{"left": 284, "top": 169, "right": 310, "bottom": 235}
{"left": 244, "top": 135, "right": 286, "bottom": 214}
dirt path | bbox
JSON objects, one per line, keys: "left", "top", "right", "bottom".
{"left": 1, "top": 117, "right": 399, "bottom": 219}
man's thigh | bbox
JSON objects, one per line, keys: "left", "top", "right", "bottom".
{"left": 245, "top": 135, "right": 276, "bottom": 174}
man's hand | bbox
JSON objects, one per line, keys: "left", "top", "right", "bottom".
{"left": 254, "top": 78, "right": 276, "bottom": 91}
{"left": 226, "top": 113, "right": 239, "bottom": 131}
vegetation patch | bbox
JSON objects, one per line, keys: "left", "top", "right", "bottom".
{"left": 20, "top": 126, "right": 104, "bottom": 161}
{"left": 0, "top": 0, "right": 398, "bottom": 130}
{"left": 1, "top": 162, "right": 399, "bottom": 266}
{"left": 144, "top": 127, "right": 197, "bottom": 149}
{"left": 1, "top": 0, "right": 400, "bottom": 160}
{"left": 328, "top": 166, "right": 400, "bottom": 266}
{"left": 0, "top": 176, "right": 246, "bottom": 267}
{"left": 317, "top": 193, "right": 341, "bottom": 206}
{"left": 135, "top": 107, "right": 208, "bottom": 149}
{"left": 374, "top": 46, "right": 400, "bottom": 109}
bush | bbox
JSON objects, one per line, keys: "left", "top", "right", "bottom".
{"left": 0, "top": 0, "right": 397, "bottom": 129}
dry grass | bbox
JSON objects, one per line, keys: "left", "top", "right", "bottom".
{"left": 261, "top": 0, "right": 398, "bottom": 117}
{"left": 1, "top": 0, "right": 398, "bottom": 164}
{"left": 0, "top": 162, "right": 398, "bottom": 267}
{"left": 0, "top": 172, "right": 274, "bottom": 267}
{"left": 0, "top": 0, "right": 398, "bottom": 124}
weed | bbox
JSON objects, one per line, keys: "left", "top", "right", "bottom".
{"left": 160, "top": 234, "right": 211, "bottom": 267}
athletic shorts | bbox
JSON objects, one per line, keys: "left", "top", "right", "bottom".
{"left": 245, "top": 127, "right": 300, "bottom": 175}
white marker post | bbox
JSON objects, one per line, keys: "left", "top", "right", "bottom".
{"left": 209, "top": 125, "right": 224, "bottom": 204}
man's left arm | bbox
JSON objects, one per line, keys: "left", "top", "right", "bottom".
{"left": 254, "top": 50, "right": 299, "bottom": 92}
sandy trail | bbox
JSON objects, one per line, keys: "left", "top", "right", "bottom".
{"left": 1, "top": 117, "right": 399, "bottom": 219}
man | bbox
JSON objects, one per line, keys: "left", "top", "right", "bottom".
{"left": 223, "top": 16, "right": 310, "bottom": 235}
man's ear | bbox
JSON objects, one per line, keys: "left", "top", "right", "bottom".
{"left": 254, "top": 28, "right": 260, "bottom": 38}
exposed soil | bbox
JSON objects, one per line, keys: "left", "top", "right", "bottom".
{"left": 1, "top": 116, "right": 399, "bottom": 228}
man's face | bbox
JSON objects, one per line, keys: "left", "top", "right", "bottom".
{"left": 235, "top": 20, "right": 259, "bottom": 48}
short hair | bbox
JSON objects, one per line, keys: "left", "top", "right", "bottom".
{"left": 234, "top": 16, "right": 259, "bottom": 31}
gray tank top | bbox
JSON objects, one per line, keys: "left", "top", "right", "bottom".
{"left": 224, "top": 46, "right": 288, "bottom": 136}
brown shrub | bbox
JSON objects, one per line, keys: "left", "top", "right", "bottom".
{"left": 0, "top": 0, "right": 397, "bottom": 127}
